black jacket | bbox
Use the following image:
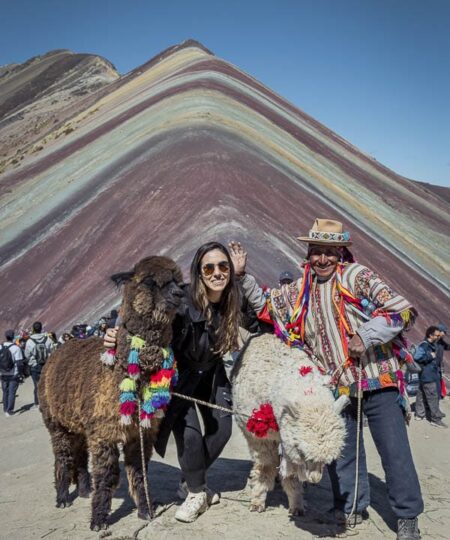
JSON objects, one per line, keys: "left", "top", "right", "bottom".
{"left": 171, "top": 293, "right": 223, "bottom": 373}
{"left": 415, "top": 340, "right": 439, "bottom": 384}
{"left": 155, "top": 289, "right": 245, "bottom": 457}
{"left": 436, "top": 338, "right": 450, "bottom": 371}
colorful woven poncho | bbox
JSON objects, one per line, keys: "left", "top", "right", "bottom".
{"left": 265, "top": 262, "right": 416, "bottom": 400}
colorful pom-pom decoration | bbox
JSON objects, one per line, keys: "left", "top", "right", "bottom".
{"left": 119, "top": 378, "right": 136, "bottom": 393}
{"left": 246, "top": 403, "right": 279, "bottom": 438}
{"left": 100, "top": 349, "right": 117, "bottom": 366}
{"left": 118, "top": 340, "right": 178, "bottom": 428}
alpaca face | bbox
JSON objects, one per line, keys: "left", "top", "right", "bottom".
{"left": 131, "top": 274, "right": 184, "bottom": 321}
{"left": 111, "top": 256, "right": 185, "bottom": 339}
{"left": 279, "top": 398, "right": 346, "bottom": 482}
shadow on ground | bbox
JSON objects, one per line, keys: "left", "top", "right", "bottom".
{"left": 108, "top": 457, "right": 253, "bottom": 526}
{"left": 59, "top": 453, "right": 395, "bottom": 536}
{"left": 369, "top": 473, "right": 397, "bottom": 532}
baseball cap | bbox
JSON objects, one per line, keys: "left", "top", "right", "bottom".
{"left": 279, "top": 271, "right": 294, "bottom": 283}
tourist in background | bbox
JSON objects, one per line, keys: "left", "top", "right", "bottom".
{"left": 25, "top": 322, "right": 55, "bottom": 408}
{"left": 414, "top": 326, "right": 446, "bottom": 428}
{"left": 1, "top": 330, "right": 25, "bottom": 417}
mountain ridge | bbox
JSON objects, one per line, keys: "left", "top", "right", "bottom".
{"left": 0, "top": 41, "right": 448, "bottom": 335}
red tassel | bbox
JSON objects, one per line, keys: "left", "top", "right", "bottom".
{"left": 120, "top": 401, "right": 136, "bottom": 415}
{"left": 151, "top": 368, "right": 175, "bottom": 383}
{"left": 246, "top": 403, "right": 279, "bottom": 438}
{"left": 128, "top": 364, "right": 140, "bottom": 375}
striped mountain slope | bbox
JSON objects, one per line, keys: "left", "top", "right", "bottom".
{"left": 0, "top": 40, "right": 448, "bottom": 336}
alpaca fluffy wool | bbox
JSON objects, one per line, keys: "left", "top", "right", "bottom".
{"left": 232, "top": 333, "right": 346, "bottom": 472}
{"left": 38, "top": 255, "right": 183, "bottom": 531}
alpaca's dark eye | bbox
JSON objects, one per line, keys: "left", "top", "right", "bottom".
{"left": 142, "top": 276, "right": 155, "bottom": 287}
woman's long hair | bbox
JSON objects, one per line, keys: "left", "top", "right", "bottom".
{"left": 190, "top": 242, "right": 240, "bottom": 355}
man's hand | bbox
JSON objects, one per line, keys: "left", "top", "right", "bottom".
{"left": 104, "top": 327, "right": 118, "bottom": 349}
{"left": 348, "top": 334, "right": 365, "bottom": 358}
{"left": 228, "top": 241, "right": 247, "bottom": 277}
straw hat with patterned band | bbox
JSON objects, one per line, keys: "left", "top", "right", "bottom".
{"left": 297, "top": 218, "right": 352, "bottom": 247}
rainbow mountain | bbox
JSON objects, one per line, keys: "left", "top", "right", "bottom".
{"left": 0, "top": 40, "right": 448, "bottom": 337}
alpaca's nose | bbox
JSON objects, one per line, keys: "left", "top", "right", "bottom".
{"left": 306, "top": 469, "right": 323, "bottom": 483}
{"left": 172, "top": 285, "right": 184, "bottom": 297}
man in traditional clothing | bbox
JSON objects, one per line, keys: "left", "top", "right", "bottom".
{"left": 230, "top": 218, "right": 423, "bottom": 540}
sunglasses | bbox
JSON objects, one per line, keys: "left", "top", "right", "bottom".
{"left": 201, "top": 261, "right": 230, "bottom": 277}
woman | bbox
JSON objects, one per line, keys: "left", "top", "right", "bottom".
{"left": 105, "top": 241, "right": 253, "bottom": 522}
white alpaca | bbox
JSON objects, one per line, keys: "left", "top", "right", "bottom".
{"left": 232, "top": 333, "right": 348, "bottom": 515}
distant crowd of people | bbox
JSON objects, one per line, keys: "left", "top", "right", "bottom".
{"left": 0, "top": 309, "right": 119, "bottom": 416}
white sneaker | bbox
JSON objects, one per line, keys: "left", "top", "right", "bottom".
{"left": 4, "top": 412, "right": 12, "bottom": 417}
{"left": 175, "top": 491, "right": 209, "bottom": 522}
{"left": 176, "top": 481, "right": 220, "bottom": 505}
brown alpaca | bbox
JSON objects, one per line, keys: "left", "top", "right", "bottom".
{"left": 38, "top": 256, "right": 184, "bottom": 531}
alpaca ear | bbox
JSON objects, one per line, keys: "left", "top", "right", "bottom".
{"left": 110, "top": 271, "right": 135, "bottom": 287}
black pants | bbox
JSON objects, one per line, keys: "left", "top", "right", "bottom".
{"left": 328, "top": 388, "right": 423, "bottom": 519}
{"left": 172, "top": 370, "right": 232, "bottom": 492}
{"left": 30, "top": 368, "right": 41, "bottom": 406}
{"left": 1, "top": 376, "right": 19, "bottom": 413}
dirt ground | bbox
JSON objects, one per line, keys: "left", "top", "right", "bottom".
{"left": 1, "top": 378, "right": 449, "bottom": 540}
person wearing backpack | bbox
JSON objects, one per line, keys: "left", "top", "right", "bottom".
{"left": 414, "top": 326, "right": 446, "bottom": 428}
{"left": 1, "top": 330, "right": 25, "bottom": 417}
{"left": 24, "top": 321, "right": 55, "bottom": 408}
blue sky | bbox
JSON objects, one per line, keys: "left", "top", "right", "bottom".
{"left": 1, "top": 0, "right": 449, "bottom": 187}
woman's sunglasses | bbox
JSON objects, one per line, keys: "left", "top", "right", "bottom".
{"left": 201, "top": 261, "right": 230, "bottom": 277}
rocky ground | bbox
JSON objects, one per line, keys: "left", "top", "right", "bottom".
{"left": 1, "top": 379, "right": 448, "bottom": 540}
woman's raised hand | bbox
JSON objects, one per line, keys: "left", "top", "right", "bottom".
{"left": 104, "top": 327, "right": 118, "bottom": 349}
{"left": 228, "top": 241, "right": 247, "bottom": 277}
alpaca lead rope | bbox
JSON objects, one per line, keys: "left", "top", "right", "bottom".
{"left": 137, "top": 397, "right": 153, "bottom": 520}
{"left": 346, "top": 360, "right": 362, "bottom": 529}
{"left": 171, "top": 391, "right": 251, "bottom": 418}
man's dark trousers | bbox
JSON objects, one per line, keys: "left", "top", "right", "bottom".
{"left": 328, "top": 387, "right": 423, "bottom": 518}
{"left": 1, "top": 375, "right": 20, "bottom": 413}
{"left": 30, "top": 367, "right": 42, "bottom": 406}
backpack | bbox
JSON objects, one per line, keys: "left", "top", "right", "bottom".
{"left": 406, "top": 342, "right": 423, "bottom": 374}
{"left": 31, "top": 336, "right": 49, "bottom": 366}
{"left": 0, "top": 344, "right": 14, "bottom": 374}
